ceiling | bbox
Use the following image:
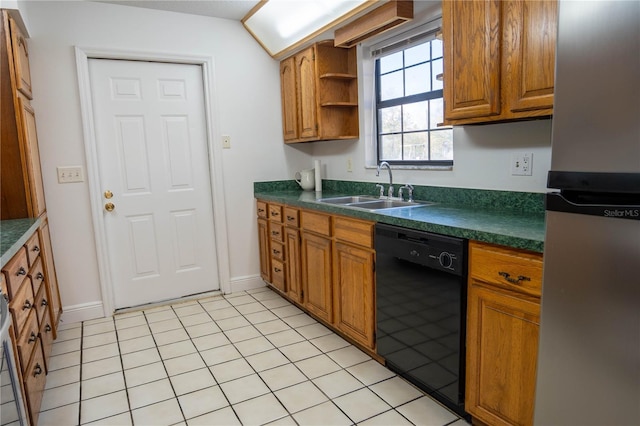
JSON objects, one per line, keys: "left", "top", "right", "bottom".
{"left": 97, "top": 0, "right": 261, "bottom": 21}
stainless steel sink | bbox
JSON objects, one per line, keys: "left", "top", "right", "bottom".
{"left": 317, "top": 196, "right": 433, "bottom": 211}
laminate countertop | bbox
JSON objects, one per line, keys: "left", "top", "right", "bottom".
{"left": 254, "top": 189, "right": 545, "bottom": 253}
{"left": 1, "top": 218, "right": 41, "bottom": 268}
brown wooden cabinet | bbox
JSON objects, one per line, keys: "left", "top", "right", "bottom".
{"left": 284, "top": 207, "right": 302, "bottom": 304}
{"left": 466, "top": 240, "right": 543, "bottom": 426}
{"left": 300, "top": 210, "right": 333, "bottom": 323}
{"left": 443, "top": 0, "right": 557, "bottom": 125}
{"left": 280, "top": 40, "right": 359, "bottom": 143}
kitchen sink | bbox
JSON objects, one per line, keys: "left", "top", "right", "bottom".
{"left": 317, "top": 196, "right": 433, "bottom": 211}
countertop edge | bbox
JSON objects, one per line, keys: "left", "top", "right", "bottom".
{"left": 1, "top": 218, "right": 41, "bottom": 268}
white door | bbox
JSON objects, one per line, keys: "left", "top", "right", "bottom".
{"left": 88, "top": 59, "right": 219, "bottom": 309}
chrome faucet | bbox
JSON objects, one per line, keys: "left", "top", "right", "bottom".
{"left": 376, "top": 161, "right": 393, "bottom": 198}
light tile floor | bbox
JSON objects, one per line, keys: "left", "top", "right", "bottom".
{"left": 38, "top": 287, "right": 470, "bottom": 426}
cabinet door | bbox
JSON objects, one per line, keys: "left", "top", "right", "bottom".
{"left": 301, "top": 231, "right": 332, "bottom": 322}
{"left": 39, "top": 218, "right": 62, "bottom": 335}
{"left": 443, "top": 0, "right": 501, "bottom": 120}
{"left": 17, "top": 94, "right": 46, "bottom": 217}
{"left": 296, "top": 46, "right": 318, "bottom": 140}
{"left": 257, "top": 218, "right": 271, "bottom": 282}
{"left": 466, "top": 282, "right": 540, "bottom": 426}
{"left": 333, "top": 242, "right": 375, "bottom": 349}
{"left": 503, "top": 0, "right": 556, "bottom": 113}
{"left": 280, "top": 56, "right": 298, "bottom": 141}
{"left": 8, "top": 15, "right": 32, "bottom": 99}
{"left": 285, "top": 227, "right": 303, "bottom": 304}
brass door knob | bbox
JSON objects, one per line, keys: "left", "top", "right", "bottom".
{"left": 104, "top": 190, "right": 113, "bottom": 199}
{"left": 105, "top": 202, "right": 115, "bottom": 212}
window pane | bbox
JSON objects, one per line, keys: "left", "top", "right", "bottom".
{"left": 432, "top": 58, "right": 443, "bottom": 91}
{"left": 403, "top": 101, "right": 428, "bottom": 132}
{"left": 380, "top": 106, "right": 401, "bottom": 133}
{"left": 431, "top": 39, "right": 443, "bottom": 59}
{"left": 380, "top": 134, "right": 402, "bottom": 160}
{"left": 430, "top": 129, "right": 454, "bottom": 160}
{"left": 405, "top": 63, "right": 430, "bottom": 96}
{"left": 405, "top": 43, "right": 429, "bottom": 67}
{"left": 429, "top": 98, "right": 444, "bottom": 129}
{"left": 379, "top": 51, "right": 403, "bottom": 74}
{"left": 380, "top": 70, "right": 404, "bottom": 101}
{"left": 403, "top": 132, "right": 428, "bottom": 160}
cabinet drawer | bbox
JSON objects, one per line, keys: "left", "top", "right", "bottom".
{"left": 268, "top": 204, "right": 284, "bottom": 223}
{"left": 28, "top": 257, "right": 45, "bottom": 297}
{"left": 34, "top": 282, "right": 48, "bottom": 325}
{"left": 3, "top": 247, "right": 29, "bottom": 298}
{"left": 271, "top": 259, "right": 286, "bottom": 290}
{"left": 257, "top": 201, "right": 268, "bottom": 219}
{"left": 17, "top": 308, "right": 39, "bottom": 372}
{"left": 469, "top": 241, "right": 543, "bottom": 297}
{"left": 25, "top": 232, "right": 41, "bottom": 267}
{"left": 24, "top": 340, "right": 46, "bottom": 426}
{"left": 301, "top": 210, "right": 331, "bottom": 236}
{"left": 9, "top": 276, "right": 35, "bottom": 332}
{"left": 284, "top": 207, "right": 299, "bottom": 228}
{"left": 269, "top": 223, "right": 284, "bottom": 242}
{"left": 39, "top": 306, "right": 54, "bottom": 372}
{"left": 334, "top": 216, "right": 374, "bottom": 248}
{"left": 271, "top": 241, "right": 285, "bottom": 261}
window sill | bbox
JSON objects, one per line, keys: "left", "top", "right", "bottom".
{"left": 365, "top": 164, "right": 453, "bottom": 171}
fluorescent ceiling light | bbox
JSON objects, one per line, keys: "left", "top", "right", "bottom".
{"left": 243, "top": 0, "right": 371, "bottom": 58}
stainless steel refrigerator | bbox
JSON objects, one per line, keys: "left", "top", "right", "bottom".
{"left": 534, "top": 1, "right": 640, "bottom": 425}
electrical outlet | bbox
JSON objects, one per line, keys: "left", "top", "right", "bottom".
{"left": 222, "top": 135, "right": 231, "bottom": 149}
{"left": 511, "top": 153, "right": 533, "bottom": 176}
{"left": 57, "top": 166, "right": 84, "bottom": 183}
{"left": 347, "top": 158, "right": 353, "bottom": 172}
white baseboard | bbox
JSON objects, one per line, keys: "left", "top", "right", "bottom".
{"left": 58, "top": 301, "right": 104, "bottom": 325}
{"left": 227, "top": 274, "right": 266, "bottom": 293}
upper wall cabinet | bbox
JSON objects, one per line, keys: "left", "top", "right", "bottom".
{"left": 443, "top": 0, "right": 557, "bottom": 125}
{"left": 280, "top": 40, "right": 359, "bottom": 143}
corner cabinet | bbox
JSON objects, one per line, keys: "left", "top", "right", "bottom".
{"left": 443, "top": 0, "right": 557, "bottom": 125}
{"left": 466, "top": 241, "right": 543, "bottom": 426}
{"left": 280, "top": 40, "right": 359, "bottom": 143}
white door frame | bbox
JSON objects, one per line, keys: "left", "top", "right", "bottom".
{"left": 75, "top": 47, "right": 231, "bottom": 317}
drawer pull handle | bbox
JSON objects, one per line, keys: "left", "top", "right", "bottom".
{"left": 271, "top": 211, "right": 279, "bottom": 217}
{"left": 498, "top": 271, "right": 531, "bottom": 285}
{"left": 45, "top": 324, "right": 52, "bottom": 332}
{"left": 274, "top": 267, "right": 282, "bottom": 273}
{"left": 272, "top": 249, "right": 280, "bottom": 255}
{"left": 32, "top": 245, "right": 40, "bottom": 252}
{"left": 287, "top": 216, "right": 295, "bottom": 221}
{"left": 22, "top": 300, "right": 32, "bottom": 310}
{"left": 17, "top": 267, "right": 27, "bottom": 276}
{"left": 271, "top": 231, "right": 279, "bottom": 236}
{"left": 36, "top": 272, "right": 44, "bottom": 280}
{"left": 28, "top": 332, "right": 37, "bottom": 343}
{"left": 258, "top": 208, "right": 265, "bottom": 213}
{"left": 33, "top": 364, "right": 43, "bottom": 377}
{"left": 41, "top": 298, "right": 48, "bottom": 307}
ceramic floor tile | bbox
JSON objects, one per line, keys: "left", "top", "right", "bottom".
{"left": 258, "top": 363, "right": 308, "bottom": 391}
{"left": 80, "top": 390, "right": 129, "bottom": 424}
{"left": 83, "top": 316, "right": 113, "bottom": 326}
{"left": 178, "top": 386, "right": 228, "bottom": 420}
{"left": 346, "top": 360, "right": 396, "bottom": 386}
{"left": 39, "top": 381, "right": 80, "bottom": 411}
{"left": 144, "top": 309, "right": 178, "bottom": 323}
{"left": 82, "top": 342, "right": 120, "bottom": 363}
{"left": 153, "top": 328, "right": 191, "bottom": 346}
{"left": 295, "top": 354, "right": 342, "bottom": 379}
{"left": 309, "top": 333, "right": 351, "bottom": 353}
{"left": 55, "top": 320, "right": 82, "bottom": 331}
{"left": 37, "top": 402, "right": 79, "bottom": 426}
{"left": 207, "top": 307, "right": 240, "bottom": 321}
{"left": 233, "top": 336, "right": 275, "bottom": 357}
{"left": 55, "top": 327, "right": 82, "bottom": 342}
{"left": 270, "top": 304, "right": 304, "bottom": 318}
{"left": 127, "top": 378, "right": 175, "bottom": 409}
{"left": 396, "top": 397, "right": 459, "bottom": 425}
{"left": 200, "top": 299, "right": 232, "bottom": 312}
{"left": 46, "top": 350, "right": 81, "bottom": 371}
{"left": 186, "top": 406, "right": 240, "bottom": 426}
{"left": 209, "top": 358, "right": 254, "bottom": 383}
{"left": 148, "top": 319, "right": 183, "bottom": 334}
{"left": 215, "top": 316, "right": 251, "bottom": 331}
{"left": 83, "top": 320, "right": 115, "bottom": 336}
{"left": 278, "top": 340, "right": 322, "bottom": 362}
{"left": 131, "top": 397, "right": 184, "bottom": 426}
{"left": 170, "top": 368, "right": 217, "bottom": 396}
{"left": 121, "top": 347, "right": 161, "bottom": 370}
{"left": 219, "top": 374, "right": 270, "bottom": 404}
{"left": 225, "top": 294, "right": 255, "bottom": 306}
{"left": 249, "top": 288, "right": 282, "bottom": 301}
{"left": 282, "top": 313, "right": 317, "bottom": 328}
{"left": 157, "top": 340, "right": 197, "bottom": 360}
{"left": 116, "top": 324, "right": 151, "bottom": 341}
{"left": 369, "top": 376, "right": 424, "bottom": 408}
{"left": 191, "top": 332, "right": 231, "bottom": 352}
{"left": 312, "top": 370, "right": 365, "bottom": 399}
{"left": 84, "top": 412, "right": 132, "bottom": 425}
{"left": 184, "top": 321, "right": 221, "bottom": 338}
{"left": 265, "top": 329, "right": 305, "bottom": 347}
{"left": 173, "top": 303, "right": 205, "bottom": 317}
{"left": 264, "top": 415, "right": 297, "bottom": 426}
{"left": 51, "top": 338, "right": 81, "bottom": 356}
{"left": 124, "top": 361, "right": 168, "bottom": 388}
{"left": 82, "top": 356, "right": 122, "bottom": 380}
{"left": 179, "top": 312, "right": 214, "bottom": 327}
{"left": 44, "top": 365, "right": 80, "bottom": 390}
{"left": 243, "top": 310, "right": 278, "bottom": 324}
{"left": 327, "top": 345, "right": 371, "bottom": 368}
{"left": 199, "top": 344, "right": 242, "bottom": 366}
{"left": 359, "top": 409, "right": 413, "bottom": 425}
{"left": 82, "top": 331, "right": 117, "bottom": 349}
{"left": 333, "top": 387, "right": 391, "bottom": 423}
{"left": 224, "top": 325, "right": 261, "bottom": 343}
{"left": 295, "top": 322, "right": 333, "bottom": 340}
{"left": 292, "top": 401, "right": 353, "bottom": 426}
{"left": 118, "top": 334, "right": 156, "bottom": 354}
{"left": 254, "top": 319, "right": 291, "bottom": 335}
{"left": 163, "top": 352, "right": 206, "bottom": 377}
{"left": 260, "top": 298, "right": 292, "bottom": 310}
{"left": 235, "top": 302, "right": 267, "bottom": 315}
{"left": 115, "top": 315, "right": 147, "bottom": 330}
{"left": 232, "top": 393, "right": 288, "bottom": 425}
{"left": 81, "top": 371, "right": 126, "bottom": 400}
{"left": 274, "top": 380, "right": 328, "bottom": 414}
{"left": 245, "top": 349, "right": 290, "bottom": 372}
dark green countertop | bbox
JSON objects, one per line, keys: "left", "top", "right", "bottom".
{"left": 1, "top": 218, "right": 41, "bottom": 268}
{"left": 254, "top": 184, "right": 545, "bottom": 253}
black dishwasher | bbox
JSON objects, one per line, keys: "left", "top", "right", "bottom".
{"left": 375, "top": 223, "right": 468, "bottom": 417}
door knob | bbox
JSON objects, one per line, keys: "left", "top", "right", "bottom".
{"left": 104, "top": 190, "right": 113, "bottom": 199}
{"left": 105, "top": 202, "right": 115, "bottom": 212}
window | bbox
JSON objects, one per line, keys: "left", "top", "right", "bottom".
{"left": 375, "top": 34, "right": 453, "bottom": 166}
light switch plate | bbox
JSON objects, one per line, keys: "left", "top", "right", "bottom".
{"left": 57, "top": 166, "right": 84, "bottom": 183}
